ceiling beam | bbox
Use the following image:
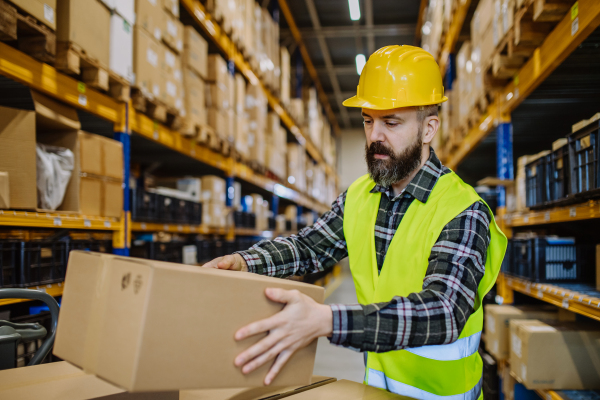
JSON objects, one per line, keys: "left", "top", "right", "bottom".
{"left": 414, "top": 0, "right": 428, "bottom": 45}
{"left": 303, "top": 0, "right": 352, "bottom": 129}
{"left": 365, "top": 0, "right": 375, "bottom": 55}
{"left": 277, "top": 0, "right": 341, "bottom": 136}
{"left": 281, "top": 24, "right": 416, "bottom": 39}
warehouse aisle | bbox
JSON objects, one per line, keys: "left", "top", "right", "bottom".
{"left": 312, "top": 271, "right": 365, "bottom": 382}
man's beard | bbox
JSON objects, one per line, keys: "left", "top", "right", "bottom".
{"left": 365, "top": 129, "right": 423, "bottom": 187}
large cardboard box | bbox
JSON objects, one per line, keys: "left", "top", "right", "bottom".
{"left": 203, "top": 201, "right": 227, "bottom": 228}
{"left": 133, "top": 26, "right": 161, "bottom": 98}
{"left": 206, "top": 82, "right": 231, "bottom": 111}
{"left": 183, "top": 68, "right": 207, "bottom": 127}
{"left": 0, "top": 91, "right": 83, "bottom": 211}
{"left": 136, "top": 0, "right": 163, "bottom": 41}
{"left": 162, "top": 0, "right": 178, "bottom": 17}
{"left": 109, "top": 12, "right": 134, "bottom": 83}
{"left": 56, "top": 0, "right": 110, "bottom": 67}
{"left": 54, "top": 251, "right": 324, "bottom": 391}
{"left": 207, "top": 54, "right": 229, "bottom": 84}
{"left": 484, "top": 305, "right": 559, "bottom": 361}
{"left": 284, "top": 379, "right": 402, "bottom": 399}
{"left": 79, "top": 132, "right": 123, "bottom": 179}
{"left": 509, "top": 319, "right": 600, "bottom": 389}
{"left": 200, "top": 175, "right": 226, "bottom": 203}
{"left": 159, "top": 43, "right": 183, "bottom": 109}
{"left": 235, "top": 73, "right": 246, "bottom": 115}
{"left": 0, "top": 171, "right": 9, "bottom": 209}
{"left": 183, "top": 26, "right": 208, "bottom": 80}
{"left": 208, "top": 107, "right": 229, "bottom": 141}
{"left": 9, "top": 0, "right": 56, "bottom": 30}
{"left": 101, "top": 136, "right": 124, "bottom": 180}
{"left": 162, "top": 10, "right": 183, "bottom": 53}
{"left": 0, "top": 361, "right": 336, "bottom": 400}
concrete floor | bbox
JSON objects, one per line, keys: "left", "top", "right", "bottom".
{"left": 312, "top": 273, "right": 365, "bottom": 382}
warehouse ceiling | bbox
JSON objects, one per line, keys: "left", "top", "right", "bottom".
{"left": 278, "top": 0, "right": 421, "bottom": 129}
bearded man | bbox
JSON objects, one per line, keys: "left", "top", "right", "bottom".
{"left": 204, "top": 45, "right": 507, "bottom": 399}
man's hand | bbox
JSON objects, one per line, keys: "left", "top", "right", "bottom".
{"left": 234, "top": 288, "right": 333, "bottom": 385}
{"left": 202, "top": 253, "right": 248, "bottom": 272}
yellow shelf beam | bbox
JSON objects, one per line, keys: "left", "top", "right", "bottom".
{"left": 444, "top": 102, "right": 510, "bottom": 170}
{"left": 438, "top": 0, "right": 472, "bottom": 74}
{"left": 0, "top": 42, "right": 125, "bottom": 130}
{"left": 0, "top": 282, "right": 64, "bottom": 307}
{"left": 501, "top": 0, "right": 600, "bottom": 114}
{"left": 498, "top": 273, "right": 600, "bottom": 322}
{"left": 503, "top": 200, "right": 600, "bottom": 227}
{"left": 180, "top": 0, "right": 334, "bottom": 175}
{"left": 0, "top": 210, "right": 120, "bottom": 230}
{"left": 535, "top": 389, "right": 564, "bottom": 400}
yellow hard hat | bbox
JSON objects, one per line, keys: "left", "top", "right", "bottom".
{"left": 343, "top": 45, "right": 448, "bottom": 110}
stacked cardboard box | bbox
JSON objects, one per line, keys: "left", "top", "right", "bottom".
{"left": 287, "top": 143, "right": 306, "bottom": 192}
{"left": 181, "top": 26, "right": 208, "bottom": 136}
{"left": 200, "top": 175, "right": 228, "bottom": 228}
{"left": 248, "top": 194, "right": 270, "bottom": 231}
{"left": 456, "top": 42, "right": 474, "bottom": 129}
{"left": 247, "top": 81, "right": 268, "bottom": 167}
{"left": 234, "top": 73, "right": 249, "bottom": 160}
{"left": 264, "top": 113, "right": 287, "bottom": 180}
{"left": 509, "top": 320, "right": 600, "bottom": 389}
{"left": 133, "top": 0, "right": 183, "bottom": 111}
{"left": 305, "top": 88, "right": 322, "bottom": 149}
{"left": 206, "top": 54, "right": 234, "bottom": 143}
{"left": 0, "top": 91, "right": 123, "bottom": 217}
{"left": 103, "top": 0, "right": 135, "bottom": 83}
{"left": 280, "top": 46, "right": 291, "bottom": 107}
{"left": 9, "top": 0, "right": 57, "bottom": 31}
{"left": 285, "top": 205, "right": 298, "bottom": 231}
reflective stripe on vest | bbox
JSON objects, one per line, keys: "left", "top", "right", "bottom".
{"left": 344, "top": 172, "right": 507, "bottom": 398}
{"left": 405, "top": 331, "right": 481, "bottom": 361}
{"left": 367, "top": 369, "right": 483, "bottom": 400}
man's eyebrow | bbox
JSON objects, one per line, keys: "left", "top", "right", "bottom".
{"left": 381, "top": 114, "right": 404, "bottom": 121}
{"left": 361, "top": 111, "right": 372, "bottom": 118}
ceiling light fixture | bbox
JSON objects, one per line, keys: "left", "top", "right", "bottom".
{"left": 356, "top": 54, "right": 366, "bottom": 75}
{"left": 348, "top": 0, "right": 361, "bottom": 21}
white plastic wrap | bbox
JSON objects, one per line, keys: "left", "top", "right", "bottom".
{"left": 36, "top": 143, "right": 74, "bottom": 210}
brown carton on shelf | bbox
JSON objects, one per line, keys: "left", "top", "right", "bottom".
{"left": 183, "top": 26, "right": 208, "bottom": 79}
{"left": 80, "top": 176, "right": 102, "bottom": 216}
{"left": 208, "top": 107, "right": 229, "bottom": 141}
{"left": 203, "top": 201, "right": 227, "bottom": 228}
{"left": 54, "top": 251, "right": 324, "bottom": 391}
{"left": 133, "top": 26, "right": 161, "bottom": 99}
{"left": 509, "top": 319, "right": 600, "bottom": 390}
{"left": 183, "top": 68, "right": 207, "bottom": 128}
{"left": 206, "top": 82, "right": 231, "bottom": 111}
{"left": 9, "top": 0, "right": 56, "bottom": 31}
{"left": 200, "top": 175, "right": 226, "bottom": 203}
{"left": 103, "top": 180, "right": 123, "bottom": 218}
{"left": 160, "top": 43, "right": 183, "bottom": 110}
{"left": 101, "top": 136, "right": 124, "bottom": 180}
{"left": 207, "top": 54, "right": 229, "bottom": 84}
{"left": 79, "top": 132, "right": 103, "bottom": 176}
{"left": 484, "top": 304, "right": 559, "bottom": 361}
{"left": 162, "top": 0, "right": 179, "bottom": 18}
{"left": 161, "top": 10, "right": 183, "bottom": 53}
{"left": 56, "top": 0, "right": 110, "bottom": 67}
{"left": 0, "top": 171, "right": 9, "bottom": 209}
{"left": 136, "top": 0, "right": 163, "bottom": 41}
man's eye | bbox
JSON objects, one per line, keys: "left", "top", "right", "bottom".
{"left": 386, "top": 122, "right": 398, "bottom": 127}
{"left": 363, "top": 120, "right": 372, "bottom": 125}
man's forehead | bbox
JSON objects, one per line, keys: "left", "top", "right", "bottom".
{"left": 361, "top": 107, "right": 417, "bottom": 118}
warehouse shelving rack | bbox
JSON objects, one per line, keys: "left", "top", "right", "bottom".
{"left": 0, "top": 2, "right": 342, "bottom": 306}
{"left": 430, "top": 0, "right": 600, "bottom": 394}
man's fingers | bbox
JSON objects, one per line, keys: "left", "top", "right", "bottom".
{"left": 235, "top": 315, "right": 279, "bottom": 341}
{"left": 265, "top": 288, "right": 299, "bottom": 304}
{"left": 264, "top": 349, "right": 294, "bottom": 385}
{"left": 240, "top": 340, "right": 288, "bottom": 374}
{"left": 201, "top": 257, "right": 223, "bottom": 268}
{"left": 235, "top": 330, "right": 283, "bottom": 367}
{"left": 217, "top": 254, "right": 237, "bottom": 269}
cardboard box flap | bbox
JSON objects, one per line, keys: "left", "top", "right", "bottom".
{"left": 32, "top": 90, "right": 81, "bottom": 131}
{"left": 285, "top": 379, "right": 410, "bottom": 399}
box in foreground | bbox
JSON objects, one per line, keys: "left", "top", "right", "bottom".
{"left": 54, "top": 251, "right": 324, "bottom": 391}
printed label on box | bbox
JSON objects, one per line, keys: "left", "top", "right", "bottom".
{"left": 44, "top": 4, "right": 55, "bottom": 24}
{"left": 166, "top": 51, "right": 175, "bottom": 67}
{"left": 167, "top": 81, "right": 177, "bottom": 96}
{"left": 168, "top": 20, "right": 177, "bottom": 37}
{"left": 511, "top": 333, "right": 522, "bottom": 358}
{"left": 153, "top": 84, "right": 160, "bottom": 97}
{"left": 147, "top": 48, "right": 158, "bottom": 67}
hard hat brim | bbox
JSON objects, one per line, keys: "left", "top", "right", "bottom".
{"left": 342, "top": 95, "right": 448, "bottom": 110}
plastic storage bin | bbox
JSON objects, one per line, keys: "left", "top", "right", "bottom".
{"left": 568, "top": 119, "right": 600, "bottom": 198}
{"left": 19, "top": 241, "right": 67, "bottom": 287}
{"left": 525, "top": 155, "right": 549, "bottom": 208}
{"left": 0, "top": 241, "right": 20, "bottom": 287}
{"left": 512, "top": 237, "right": 582, "bottom": 283}
{"left": 547, "top": 144, "right": 570, "bottom": 204}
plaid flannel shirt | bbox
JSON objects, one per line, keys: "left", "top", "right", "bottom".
{"left": 237, "top": 149, "right": 492, "bottom": 353}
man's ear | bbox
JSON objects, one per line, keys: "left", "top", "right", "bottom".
{"left": 422, "top": 115, "right": 440, "bottom": 145}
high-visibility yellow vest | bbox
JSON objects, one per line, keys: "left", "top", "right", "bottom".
{"left": 344, "top": 172, "right": 507, "bottom": 400}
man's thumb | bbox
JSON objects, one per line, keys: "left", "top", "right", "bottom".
{"left": 265, "top": 288, "right": 295, "bottom": 304}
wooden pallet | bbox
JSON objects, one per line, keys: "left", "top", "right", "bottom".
{"left": 131, "top": 88, "right": 182, "bottom": 128}
{"left": 195, "top": 124, "right": 230, "bottom": 156}
{"left": 55, "top": 42, "right": 130, "bottom": 102}
{"left": 0, "top": 0, "right": 55, "bottom": 63}
{"left": 247, "top": 160, "right": 266, "bottom": 175}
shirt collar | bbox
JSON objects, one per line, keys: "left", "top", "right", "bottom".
{"left": 369, "top": 148, "right": 445, "bottom": 203}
